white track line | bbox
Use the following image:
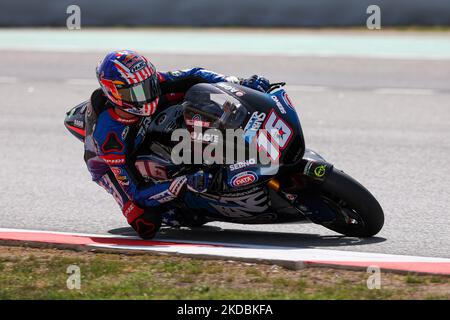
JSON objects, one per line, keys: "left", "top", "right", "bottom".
{"left": 91, "top": 243, "right": 450, "bottom": 264}
{"left": 0, "top": 228, "right": 450, "bottom": 263}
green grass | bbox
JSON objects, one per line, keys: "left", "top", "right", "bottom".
{"left": 405, "top": 275, "right": 427, "bottom": 284}
{"left": 0, "top": 246, "right": 448, "bottom": 300}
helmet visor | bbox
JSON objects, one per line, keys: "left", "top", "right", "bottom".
{"left": 117, "top": 74, "right": 160, "bottom": 105}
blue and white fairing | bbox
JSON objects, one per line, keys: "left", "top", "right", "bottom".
{"left": 177, "top": 83, "right": 306, "bottom": 221}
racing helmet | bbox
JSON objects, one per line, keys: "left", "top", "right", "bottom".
{"left": 96, "top": 50, "right": 161, "bottom": 116}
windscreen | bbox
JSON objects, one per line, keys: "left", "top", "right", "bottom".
{"left": 184, "top": 83, "right": 248, "bottom": 130}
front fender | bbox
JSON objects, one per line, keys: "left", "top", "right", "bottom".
{"left": 300, "top": 149, "right": 333, "bottom": 182}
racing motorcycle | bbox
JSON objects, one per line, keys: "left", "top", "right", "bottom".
{"left": 65, "top": 82, "right": 384, "bottom": 237}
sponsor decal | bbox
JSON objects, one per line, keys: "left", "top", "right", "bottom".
{"left": 122, "top": 201, "right": 144, "bottom": 223}
{"left": 206, "top": 189, "right": 269, "bottom": 218}
{"left": 230, "top": 171, "right": 258, "bottom": 187}
{"left": 186, "top": 114, "right": 211, "bottom": 127}
{"left": 121, "top": 126, "right": 129, "bottom": 140}
{"left": 107, "top": 108, "right": 140, "bottom": 125}
{"left": 314, "top": 165, "right": 327, "bottom": 178}
{"left": 74, "top": 119, "right": 84, "bottom": 128}
{"left": 136, "top": 126, "right": 146, "bottom": 141}
{"left": 254, "top": 109, "right": 294, "bottom": 161}
{"left": 217, "top": 82, "right": 245, "bottom": 96}
{"left": 122, "top": 54, "right": 141, "bottom": 68}
{"left": 303, "top": 161, "right": 329, "bottom": 180}
{"left": 244, "top": 112, "right": 266, "bottom": 132}
{"left": 104, "top": 158, "right": 125, "bottom": 165}
{"left": 263, "top": 109, "right": 292, "bottom": 149}
{"left": 129, "top": 61, "right": 146, "bottom": 73}
{"left": 137, "top": 117, "right": 151, "bottom": 137}
{"left": 243, "top": 112, "right": 266, "bottom": 143}
{"left": 282, "top": 92, "right": 295, "bottom": 110}
{"left": 111, "top": 167, "right": 121, "bottom": 175}
{"left": 101, "top": 155, "right": 126, "bottom": 165}
{"left": 141, "top": 117, "right": 152, "bottom": 127}
{"left": 256, "top": 130, "right": 279, "bottom": 161}
{"left": 229, "top": 158, "right": 257, "bottom": 172}
{"left": 191, "top": 131, "right": 220, "bottom": 144}
{"left": 111, "top": 167, "right": 129, "bottom": 187}
{"left": 271, "top": 95, "right": 286, "bottom": 114}
{"left": 203, "top": 187, "right": 261, "bottom": 200}
{"left": 134, "top": 117, "right": 151, "bottom": 147}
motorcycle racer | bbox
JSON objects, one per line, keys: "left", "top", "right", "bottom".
{"left": 81, "top": 50, "right": 270, "bottom": 239}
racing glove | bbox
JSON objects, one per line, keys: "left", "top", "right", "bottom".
{"left": 225, "top": 75, "right": 240, "bottom": 83}
{"left": 240, "top": 75, "right": 270, "bottom": 93}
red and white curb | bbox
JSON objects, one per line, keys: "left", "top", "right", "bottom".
{"left": 0, "top": 228, "right": 449, "bottom": 275}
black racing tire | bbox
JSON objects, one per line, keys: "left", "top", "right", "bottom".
{"left": 319, "top": 168, "right": 384, "bottom": 237}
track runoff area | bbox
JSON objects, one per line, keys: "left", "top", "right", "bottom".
{"left": 1, "top": 228, "right": 449, "bottom": 275}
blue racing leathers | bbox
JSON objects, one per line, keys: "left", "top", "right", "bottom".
{"left": 83, "top": 68, "right": 232, "bottom": 238}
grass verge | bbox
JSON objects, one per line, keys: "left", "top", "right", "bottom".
{"left": 0, "top": 245, "right": 448, "bottom": 299}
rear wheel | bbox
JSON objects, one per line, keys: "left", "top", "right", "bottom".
{"left": 318, "top": 168, "right": 384, "bottom": 237}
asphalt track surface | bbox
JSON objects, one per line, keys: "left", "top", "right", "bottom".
{"left": 1, "top": 32, "right": 450, "bottom": 258}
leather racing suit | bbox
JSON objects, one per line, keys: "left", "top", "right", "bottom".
{"left": 83, "top": 68, "right": 233, "bottom": 238}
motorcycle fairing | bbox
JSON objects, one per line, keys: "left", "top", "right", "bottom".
{"left": 182, "top": 186, "right": 275, "bottom": 222}
{"left": 64, "top": 101, "right": 88, "bottom": 142}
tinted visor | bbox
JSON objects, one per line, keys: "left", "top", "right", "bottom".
{"left": 117, "top": 73, "right": 161, "bottom": 105}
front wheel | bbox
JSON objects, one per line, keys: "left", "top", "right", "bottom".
{"left": 318, "top": 168, "right": 384, "bottom": 237}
